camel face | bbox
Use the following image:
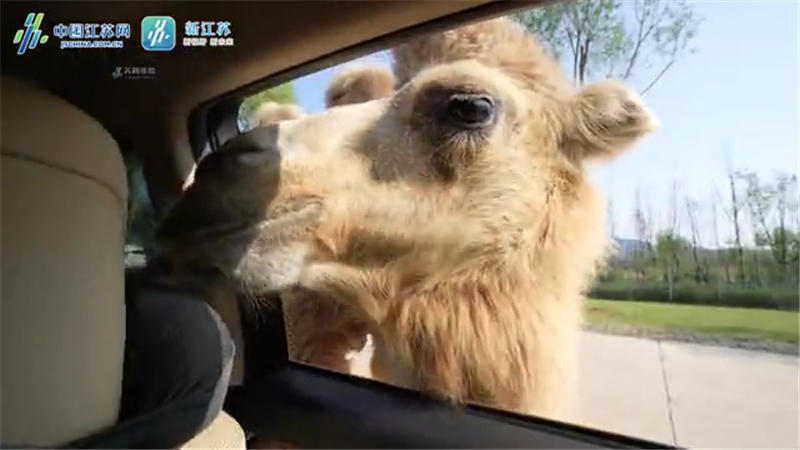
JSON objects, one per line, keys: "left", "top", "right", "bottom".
{"left": 157, "top": 17, "right": 657, "bottom": 312}
{"left": 157, "top": 63, "right": 531, "bottom": 291}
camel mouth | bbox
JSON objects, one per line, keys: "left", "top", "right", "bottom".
{"left": 155, "top": 200, "right": 324, "bottom": 292}
{"left": 160, "top": 197, "right": 323, "bottom": 250}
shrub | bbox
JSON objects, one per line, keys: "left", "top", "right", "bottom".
{"left": 589, "top": 281, "right": 799, "bottom": 311}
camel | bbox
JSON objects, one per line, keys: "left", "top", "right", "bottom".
{"left": 324, "top": 65, "right": 396, "bottom": 108}
{"left": 155, "top": 16, "right": 658, "bottom": 423}
{"left": 250, "top": 101, "right": 306, "bottom": 129}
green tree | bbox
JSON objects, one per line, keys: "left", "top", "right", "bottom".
{"left": 239, "top": 83, "right": 298, "bottom": 130}
{"left": 742, "top": 171, "right": 800, "bottom": 284}
{"left": 655, "top": 230, "right": 691, "bottom": 299}
{"left": 514, "top": 0, "right": 702, "bottom": 93}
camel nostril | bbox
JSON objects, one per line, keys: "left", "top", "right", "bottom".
{"left": 445, "top": 94, "right": 496, "bottom": 129}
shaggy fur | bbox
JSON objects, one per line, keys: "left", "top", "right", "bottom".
{"left": 250, "top": 101, "right": 306, "bottom": 128}
{"left": 156, "top": 16, "right": 658, "bottom": 422}
{"left": 324, "top": 65, "right": 396, "bottom": 108}
{"left": 297, "top": 63, "right": 398, "bottom": 374}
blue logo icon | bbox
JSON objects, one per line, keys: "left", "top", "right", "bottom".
{"left": 13, "top": 12, "right": 49, "bottom": 55}
{"left": 141, "top": 16, "right": 175, "bottom": 51}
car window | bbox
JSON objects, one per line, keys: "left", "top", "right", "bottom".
{"left": 123, "top": 152, "right": 157, "bottom": 267}
{"left": 229, "top": 2, "right": 799, "bottom": 448}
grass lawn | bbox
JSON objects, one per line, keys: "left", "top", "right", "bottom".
{"left": 585, "top": 299, "right": 800, "bottom": 345}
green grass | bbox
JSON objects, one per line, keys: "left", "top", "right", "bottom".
{"left": 586, "top": 299, "right": 800, "bottom": 344}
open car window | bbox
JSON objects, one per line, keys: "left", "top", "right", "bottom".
{"left": 188, "top": 1, "right": 798, "bottom": 448}
{"left": 3, "top": 1, "right": 794, "bottom": 448}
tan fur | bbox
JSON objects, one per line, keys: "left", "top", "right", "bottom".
{"left": 304, "top": 63, "right": 397, "bottom": 374}
{"left": 282, "top": 287, "right": 371, "bottom": 374}
{"left": 325, "top": 65, "right": 396, "bottom": 108}
{"left": 156, "top": 16, "right": 658, "bottom": 421}
{"left": 250, "top": 101, "right": 306, "bottom": 128}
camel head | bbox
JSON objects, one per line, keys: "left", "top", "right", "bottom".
{"left": 156, "top": 17, "right": 658, "bottom": 302}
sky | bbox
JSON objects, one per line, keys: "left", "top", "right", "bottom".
{"left": 270, "top": 1, "right": 799, "bottom": 248}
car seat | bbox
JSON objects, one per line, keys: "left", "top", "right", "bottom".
{"left": 0, "top": 76, "right": 245, "bottom": 449}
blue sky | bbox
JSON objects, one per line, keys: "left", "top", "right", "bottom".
{"left": 281, "top": 2, "right": 799, "bottom": 247}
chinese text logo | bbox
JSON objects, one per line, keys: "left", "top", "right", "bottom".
{"left": 52, "top": 22, "right": 129, "bottom": 50}
{"left": 183, "top": 20, "right": 234, "bottom": 47}
{"left": 13, "top": 12, "right": 49, "bottom": 55}
{"left": 141, "top": 16, "right": 176, "bottom": 51}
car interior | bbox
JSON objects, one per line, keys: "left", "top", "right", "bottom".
{"left": 1, "top": 1, "right": 680, "bottom": 448}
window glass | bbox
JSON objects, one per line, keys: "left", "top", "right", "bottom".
{"left": 123, "top": 152, "right": 157, "bottom": 267}
{"left": 228, "top": 3, "right": 798, "bottom": 448}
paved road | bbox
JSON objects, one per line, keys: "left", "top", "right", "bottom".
{"left": 574, "top": 332, "right": 799, "bottom": 449}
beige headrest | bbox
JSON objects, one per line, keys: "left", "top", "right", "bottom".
{"left": 1, "top": 77, "right": 127, "bottom": 446}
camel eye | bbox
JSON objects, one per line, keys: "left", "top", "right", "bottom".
{"left": 413, "top": 84, "right": 500, "bottom": 136}
{"left": 445, "top": 94, "right": 496, "bottom": 130}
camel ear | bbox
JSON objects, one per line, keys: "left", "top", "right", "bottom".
{"left": 563, "top": 79, "right": 659, "bottom": 161}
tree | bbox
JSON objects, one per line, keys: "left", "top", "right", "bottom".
{"left": 631, "top": 187, "right": 656, "bottom": 280}
{"left": 738, "top": 171, "right": 775, "bottom": 286}
{"left": 655, "top": 232, "right": 690, "bottom": 272}
{"left": 657, "top": 180, "right": 683, "bottom": 299}
{"left": 723, "top": 157, "right": 747, "bottom": 285}
{"left": 684, "top": 197, "right": 707, "bottom": 283}
{"left": 709, "top": 188, "right": 731, "bottom": 284}
{"left": 514, "top": 0, "right": 702, "bottom": 93}
{"left": 239, "top": 83, "right": 298, "bottom": 130}
{"left": 740, "top": 171, "right": 800, "bottom": 284}
{"left": 770, "top": 173, "right": 799, "bottom": 282}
